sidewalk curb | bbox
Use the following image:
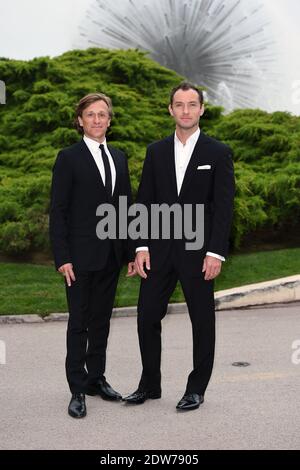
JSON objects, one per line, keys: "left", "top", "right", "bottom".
{"left": 1, "top": 275, "right": 299, "bottom": 324}
{"left": 214, "top": 274, "right": 300, "bottom": 310}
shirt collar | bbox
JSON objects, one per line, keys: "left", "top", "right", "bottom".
{"left": 174, "top": 127, "right": 200, "bottom": 146}
{"left": 83, "top": 135, "right": 107, "bottom": 151}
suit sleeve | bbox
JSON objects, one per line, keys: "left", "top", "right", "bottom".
{"left": 135, "top": 146, "right": 155, "bottom": 249}
{"left": 207, "top": 150, "right": 235, "bottom": 257}
{"left": 49, "top": 150, "right": 73, "bottom": 270}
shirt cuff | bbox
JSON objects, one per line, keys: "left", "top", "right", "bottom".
{"left": 136, "top": 248, "right": 224, "bottom": 261}
{"left": 136, "top": 247, "right": 149, "bottom": 253}
{"left": 206, "top": 252, "right": 225, "bottom": 262}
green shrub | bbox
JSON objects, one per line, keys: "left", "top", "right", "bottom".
{"left": 0, "top": 48, "right": 299, "bottom": 256}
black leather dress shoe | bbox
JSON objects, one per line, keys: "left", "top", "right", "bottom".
{"left": 176, "top": 393, "right": 204, "bottom": 411}
{"left": 68, "top": 393, "right": 86, "bottom": 418}
{"left": 86, "top": 379, "right": 122, "bottom": 401}
{"left": 122, "top": 390, "right": 161, "bottom": 404}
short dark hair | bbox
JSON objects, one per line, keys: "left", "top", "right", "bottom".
{"left": 74, "top": 92, "right": 113, "bottom": 134}
{"left": 170, "top": 82, "right": 204, "bottom": 106}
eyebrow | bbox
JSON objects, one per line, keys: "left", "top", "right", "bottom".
{"left": 173, "top": 100, "right": 199, "bottom": 104}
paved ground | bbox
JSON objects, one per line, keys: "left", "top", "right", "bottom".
{"left": 0, "top": 303, "right": 300, "bottom": 450}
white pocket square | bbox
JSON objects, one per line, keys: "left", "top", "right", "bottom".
{"left": 197, "top": 165, "right": 211, "bottom": 170}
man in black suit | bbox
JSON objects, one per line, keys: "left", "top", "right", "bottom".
{"left": 49, "top": 93, "right": 135, "bottom": 418}
{"left": 123, "top": 82, "right": 235, "bottom": 411}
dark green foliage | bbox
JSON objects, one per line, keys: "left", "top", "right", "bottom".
{"left": 0, "top": 48, "right": 220, "bottom": 255}
{"left": 0, "top": 48, "right": 299, "bottom": 255}
{"left": 211, "top": 109, "right": 300, "bottom": 246}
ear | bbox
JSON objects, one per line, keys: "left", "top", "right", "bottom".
{"left": 200, "top": 104, "right": 205, "bottom": 117}
{"left": 168, "top": 104, "right": 174, "bottom": 117}
{"left": 107, "top": 118, "right": 111, "bottom": 127}
{"left": 78, "top": 116, "right": 83, "bottom": 127}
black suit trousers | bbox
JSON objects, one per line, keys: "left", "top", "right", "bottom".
{"left": 65, "top": 249, "right": 120, "bottom": 393}
{"left": 137, "top": 246, "right": 215, "bottom": 396}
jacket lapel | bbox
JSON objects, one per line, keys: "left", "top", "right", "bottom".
{"left": 164, "top": 134, "right": 178, "bottom": 200}
{"left": 178, "top": 131, "right": 210, "bottom": 201}
{"left": 81, "top": 139, "right": 121, "bottom": 198}
{"left": 108, "top": 145, "right": 121, "bottom": 197}
{"left": 80, "top": 139, "right": 106, "bottom": 192}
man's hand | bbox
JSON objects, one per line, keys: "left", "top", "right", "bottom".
{"left": 58, "top": 263, "right": 76, "bottom": 287}
{"left": 126, "top": 261, "right": 137, "bottom": 277}
{"left": 135, "top": 251, "right": 151, "bottom": 279}
{"left": 202, "top": 256, "right": 222, "bottom": 281}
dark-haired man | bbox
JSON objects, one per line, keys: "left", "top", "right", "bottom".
{"left": 123, "top": 82, "right": 235, "bottom": 411}
{"left": 50, "top": 93, "right": 135, "bottom": 418}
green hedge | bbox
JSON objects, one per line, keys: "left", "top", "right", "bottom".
{"left": 0, "top": 48, "right": 299, "bottom": 255}
{"left": 210, "top": 109, "right": 300, "bottom": 246}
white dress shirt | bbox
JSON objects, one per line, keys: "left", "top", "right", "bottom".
{"left": 83, "top": 135, "right": 116, "bottom": 194}
{"left": 136, "top": 128, "right": 225, "bottom": 261}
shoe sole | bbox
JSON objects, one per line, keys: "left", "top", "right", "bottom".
{"left": 176, "top": 404, "right": 200, "bottom": 411}
{"left": 123, "top": 394, "right": 161, "bottom": 404}
{"left": 86, "top": 390, "right": 122, "bottom": 401}
{"left": 68, "top": 410, "right": 87, "bottom": 418}
{"left": 176, "top": 399, "right": 204, "bottom": 411}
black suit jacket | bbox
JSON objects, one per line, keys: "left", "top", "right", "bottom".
{"left": 136, "top": 131, "right": 235, "bottom": 275}
{"left": 49, "top": 139, "right": 134, "bottom": 271}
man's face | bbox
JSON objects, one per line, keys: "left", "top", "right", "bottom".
{"left": 169, "top": 89, "right": 204, "bottom": 130}
{"left": 78, "top": 100, "right": 111, "bottom": 142}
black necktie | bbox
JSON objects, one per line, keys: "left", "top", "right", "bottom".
{"left": 99, "top": 144, "right": 112, "bottom": 196}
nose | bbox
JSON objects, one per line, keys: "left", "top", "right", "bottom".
{"left": 183, "top": 104, "right": 189, "bottom": 114}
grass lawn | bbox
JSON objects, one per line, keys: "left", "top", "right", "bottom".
{"left": 0, "top": 248, "right": 299, "bottom": 316}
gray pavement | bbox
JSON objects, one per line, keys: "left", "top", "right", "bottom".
{"left": 0, "top": 303, "right": 300, "bottom": 450}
